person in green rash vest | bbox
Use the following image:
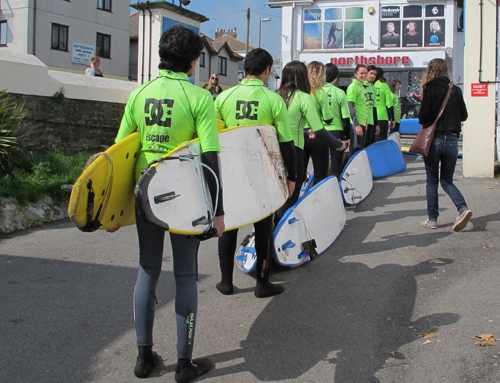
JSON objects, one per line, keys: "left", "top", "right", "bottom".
{"left": 113, "top": 26, "right": 225, "bottom": 382}
{"left": 374, "top": 67, "right": 395, "bottom": 141}
{"left": 303, "top": 61, "right": 337, "bottom": 184}
{"left": 274, "top": 60, "right": 348, "bottom": 224}
{"left": 346, "top": 64, "right": 368, "bottom": 157}
{"left": 364, "top": 65, "right": 380, "bottom": 148}
{"left": 214, "top": 48, "right": 297, "bottom": 298}
{"left": 390, "top": 79, "right": 402, "bottom": 133}
{"left": 322, "top": 63, "right": 352, "bottom": 178}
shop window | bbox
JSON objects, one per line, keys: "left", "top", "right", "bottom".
{"left": 0, "top": 21, "right": 7, "bottom": 46}
{"left": 97, "top": 0, "right": 111, "bottom": 12}
{"left": 51, "top": 23, "right": 68, "bottom": 51}
{"left": 303, "top": 6, "right": 364, "bottom": 50}
{"left": 218, "top": 57, "right": 227, "bottom": 76}
{"left": 380, "top": 3, "right": 446, "bottom": 49}
{"left": 96, "top": 32, "right": 111, "bottom": 58}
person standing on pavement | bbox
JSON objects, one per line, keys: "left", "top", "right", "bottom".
{"left": 374, "top": 67, "right": 394, "bottom": 141}
{"left": 390, "top": 79, "right": 402, "bottom": 133}
{"left": 214, "top": 48, "right": 297, "bottom": 298}
{"left": 364, "top": 65, "right": 380, "bottom": 147}
{"left": 322, "top": 63, "right": 351, "bottom": 178}
{"left": 113, "top": 25, "right": 225, "bottom": 382}
{"left": 346, "top": 64, "right": 368, "bottom": 157}
{"left": 418, "top": 58, "right": 472, "bottom": 231}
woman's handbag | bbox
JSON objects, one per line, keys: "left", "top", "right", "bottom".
{"left": 410, "top": 82, "right": 453, "bottom": 156}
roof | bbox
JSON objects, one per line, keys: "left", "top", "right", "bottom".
{"left": 214, "top": 34, "right": 255, "bottom": 55}
{"left": 130, "top": 1, "right": 209, "bottom": 22}
{"left": 201, "top": 33, "right": 244, "bottom": 61}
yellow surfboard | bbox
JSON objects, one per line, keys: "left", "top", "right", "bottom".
{"left": 68, "top": 132, "right": 141, "bottom": 232}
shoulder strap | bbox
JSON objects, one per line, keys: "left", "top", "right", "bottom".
{"left": 434, "top": 82, "right": 453, "bottom": 124}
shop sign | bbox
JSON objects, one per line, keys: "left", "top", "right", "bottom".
{"left": 471, "top": 83, "right": 488, "bottom": 97}
{"left": 329, "top": 55, "right": 411, "bottom": 67}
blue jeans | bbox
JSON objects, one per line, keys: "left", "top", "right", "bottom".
{"left": 423, "top": 135, "right": 468, "bottom": 221}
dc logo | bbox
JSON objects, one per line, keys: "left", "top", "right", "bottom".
{"left": 432, "top": 7, "right": 439, "bottom": 15}
{"left": 235, "top": 100, "right": 259, "bottom": 120}
{"left": 144, "top": 98, "right": 174, "bottom": 127}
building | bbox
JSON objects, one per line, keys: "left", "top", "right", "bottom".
{"left": 0, "top": 0, "right": 130, "bottom": 79}
{"left": 268, "top": 0, "right": 464, "bottom": 118}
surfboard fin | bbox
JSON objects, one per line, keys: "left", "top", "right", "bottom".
{"left": 154, "top": 191, "right": 180, "bottom": 203}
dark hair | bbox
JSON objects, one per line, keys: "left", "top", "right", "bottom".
{"left": 366, "top": 65, "right": 377, "bottom": 73}
{"left": 158, "top": 25, "right": 203, "bottom": 72}
{"left": 353, "top": 64, "right": 367, "bottom": 75}
{"left": 376, "top": 67, "right": 385, "bottom": 81}
{"left": 325, "top": 63, "right": 339, "bottom": 83}
{"left": 277, "top": 61, "right": 311, "bottom": 107}
{"left": 244, "top": 48, "right": 273, "bottom": 76}
{"left": 390, "top": 79, "right": 401, "bottom": 93}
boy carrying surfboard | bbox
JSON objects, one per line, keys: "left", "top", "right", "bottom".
{"left": 214, "top": 48, "right": 297, "bottom": 298}
{"left": 112, "top": 26, "right": 225, "bottom": 382}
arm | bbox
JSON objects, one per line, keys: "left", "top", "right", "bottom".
{"left": 456, "top": 87, "right": 468, "bottom": 122}
{"left": 85, "top": 66, "right": 95, "bottom": 76}
{"left": 348, "top": 101, "right": 363, "bottom": 135}
{"left": 201, "top": 152, "right": 224, "bottom": 217}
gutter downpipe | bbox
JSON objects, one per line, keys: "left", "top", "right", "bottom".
{"left": 146, "top": 1, "right": 152, "bottom": 81}
{"left": 140, "top": 2, "right": 145, "bottom": 84}
{"left": 33, "top": 0, "right": 37, "bottom": 55}
{"left": 478, "top": 0, "right": 500, "bottom": 83}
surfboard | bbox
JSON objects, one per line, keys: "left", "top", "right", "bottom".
{"left": 68, "top": 132, "right": 141, "bottom": 232}
{"left": 273, "top": 176, "right": 346, "bottom": 267}
{"left": 136, "top": 125, "right": 288, "bottom": 235}
{"left": 298, "top": 172, "right": 314, "bottom": 199}
{"left": 388, "top": 131, "right": 401, "bottom": 149}
{"left": 235, "top": 230, "right": 257, "bottom": 273}
{"left": 399, "top": 118, "right": 421, "bottom": 135}
{"left": 365, "top": 139, "right": 407, "bottom": 178}
{"left": 339, "top": 149, "right": 373, "bottom": 205}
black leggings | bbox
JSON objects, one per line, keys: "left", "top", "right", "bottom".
{"left": 375, "top": 120, "right": 389, "bottom": 142}
{"left": 218, "top": 214, "right": 274, "bottom": 285}
{"left": 390, "top": 122, "right": 400, "bottom": 134}
{"left": 303, "top": 133, "right": 329, "bottom": 184}
{"left": 328, "top": 130, "right": 346, "bottom": 179}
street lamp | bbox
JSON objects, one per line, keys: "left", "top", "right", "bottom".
{"left": 259, "top": 18, "right": 271, "bottom": 48}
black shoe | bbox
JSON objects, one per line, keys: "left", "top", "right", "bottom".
{"left": 216, "top": 282, "right": 234, "bottom": 295}
{"left": 175, "top": 357, "right": 213, "bottom": 383}
{"left": 134, "top": 347, "right": 158, "bottom": 378}
{"left": 255, "top": 281, "right": 284, "bottom": 298}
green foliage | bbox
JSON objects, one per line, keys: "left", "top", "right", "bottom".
{"left": 52, "top": 87, "right": 66, "bottom": 104}
{"left": 0, "top": 150, "right": 89, "bottom": 205}
{"left": 0, "top": 90, "right": 37, "bottom": 174}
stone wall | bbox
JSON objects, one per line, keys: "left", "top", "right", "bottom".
{"left": 10, "top": 93, "right": 126, "bottom": 154}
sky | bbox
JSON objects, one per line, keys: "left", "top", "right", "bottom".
{"left": 130, "top": 0, "right": 282, "bottom": 59}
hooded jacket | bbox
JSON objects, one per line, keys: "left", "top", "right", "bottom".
{"left": 418, "top": 75, "right": 468, "bottom": 134}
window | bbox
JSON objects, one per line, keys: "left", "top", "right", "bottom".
{"left": 0, "top": 21, "right": 7, "bottom": 46}
{"left": 200, "top": 52, "right": 205, "bottom": 67}
{"left": 51, "top": 23, "right": 68, "bottom": 51}
{"left": 96, "top": 32, "right": 111, "bottom": 58}
{"left": 97, "top": 0, "right": 111, "bottom": 11}
{"left": 218, "top": 57, "right": 227, "bottom": 76}
{"left": 380, "top": 4, "right": 446, "bottom": 49}
{"left": 303, "top": 6, "right": 364, "bottom": 50}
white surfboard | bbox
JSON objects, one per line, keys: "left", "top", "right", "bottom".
{"left": 273, "top": 176, "right": 346, "bottom": 267}
{"left": 339, "top": 150, "right": 373, "bottom": 205}
{"left": 388, "top": 131, "right": 401, "bottom": 149}
{"left": 136, "top": 125, "right": 288, "bottom": 234}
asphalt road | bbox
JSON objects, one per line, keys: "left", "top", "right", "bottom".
{"left": 2, "top": 155, "right": 500, "bottom": 383}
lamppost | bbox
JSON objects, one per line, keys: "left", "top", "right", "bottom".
{"left": 259, "top": 18, "right": 271, "bottom": 48}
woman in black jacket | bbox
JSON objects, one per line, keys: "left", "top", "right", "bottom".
{"left": 418, "top": 58, "right": 472, "bottom": 231}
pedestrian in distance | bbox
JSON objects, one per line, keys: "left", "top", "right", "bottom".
{"left": 202, "top": 73, "right": 223, "bottom": 99}
{"left": 390, "top": 79, "right": 402, "bottom": 133}
{"left": 214, "top": 48, "right": 297, "bottom": 298}
{"left": 112, "top": 25, "right": 225, "bottom": 382}
{"left": 418, "top": 58, "right": 472, "bottom": 231}
{"left": 85, "top": 56, "right": 103, "bottom": 77}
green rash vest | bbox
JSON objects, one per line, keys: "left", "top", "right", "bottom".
{"left": 363, "top": 81, "right": 376, "bottom": 126}
{"left": 322, "top": 83, "right": 350, "bottom": 131}
{"left": 346, "top": 79, "right": 368, "bottom": 127}
{"left": 392, "top": 92, "right": 401, "bottom": 123}
{"left": 374, "top": 80, "right": 393, "bottom": 121}
{"left": 116, "top": 70, "right": 220, "bottom": 181}
{"left": 305, "top": 88, "right": 334, "bottom": 129}
{"left": 287, "top": 90, "right": 326, "bottom": 149}
{"left": 214, "top": 78, "right": 292, "bottom": 143}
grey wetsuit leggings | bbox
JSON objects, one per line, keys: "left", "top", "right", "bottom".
{"left": 134, "top": 214, "right": 200, "bottom": 359}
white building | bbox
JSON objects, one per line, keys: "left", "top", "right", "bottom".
{"left": 0, "top": 0, "right": 130, "bottom": 79}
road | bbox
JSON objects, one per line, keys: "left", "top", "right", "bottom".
{"left": 2, "top": 156, "right": 500, "bottom": 383}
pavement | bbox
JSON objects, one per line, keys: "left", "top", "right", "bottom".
{"left": 2, "top": 153, "right": 500, "bottom": 383}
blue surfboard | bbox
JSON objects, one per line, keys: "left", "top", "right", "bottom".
{"left": 365, "top": 140, "right": 407, "bottom": 178}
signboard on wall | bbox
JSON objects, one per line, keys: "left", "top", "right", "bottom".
{"left": 72, "top": 43, "right": 94, "bottom": 65}
{"left": 471, "top": 83, "right": 488, "bottom": 96}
